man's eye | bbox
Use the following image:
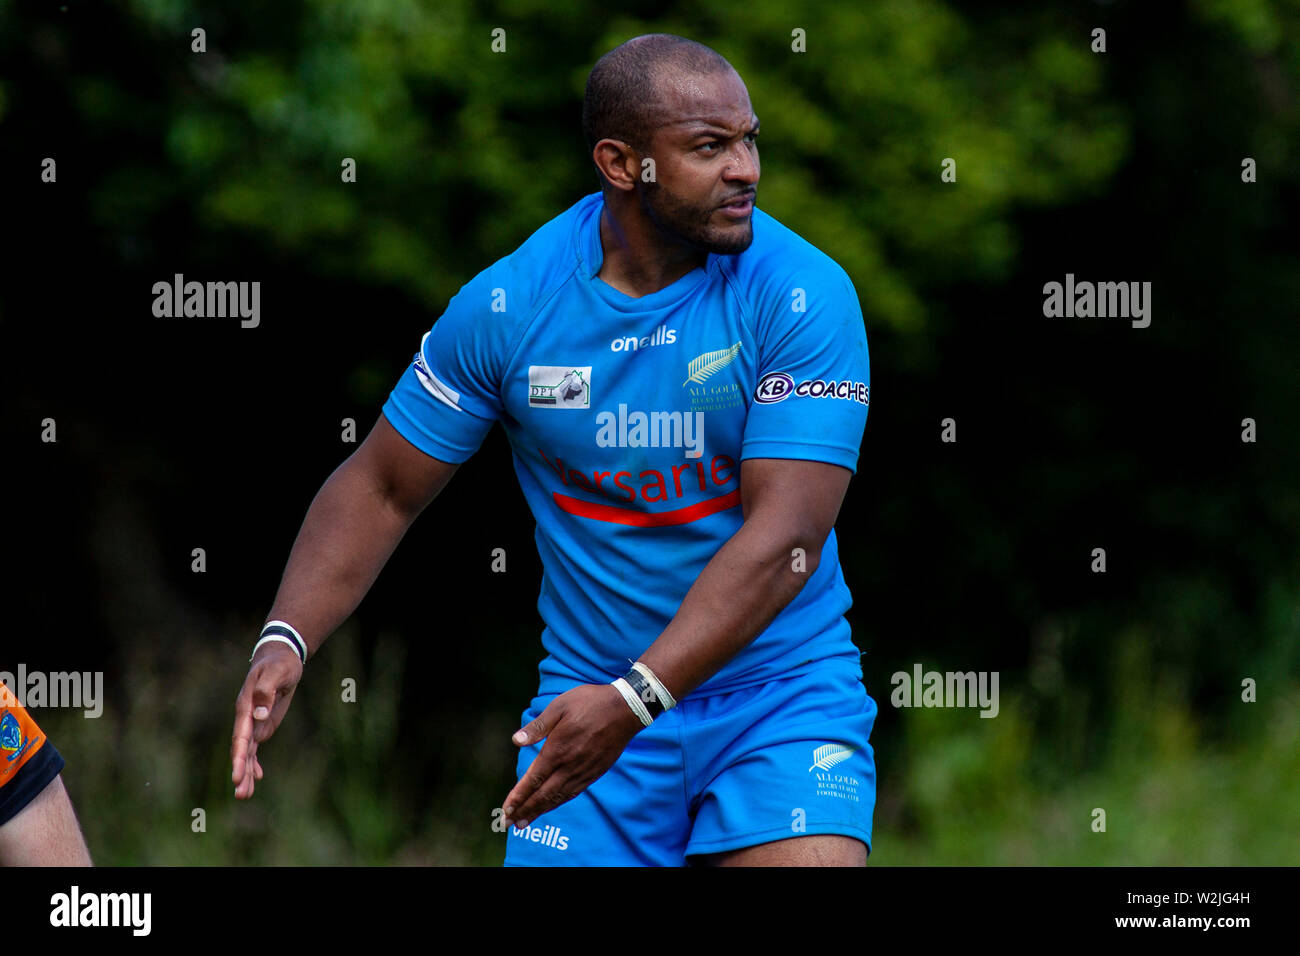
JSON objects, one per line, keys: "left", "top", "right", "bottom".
{"left": 698, "top": 141, "right": 721, "bottom": 153}
{"left": 745, "top": 132, "right": 759, "bottom": 144}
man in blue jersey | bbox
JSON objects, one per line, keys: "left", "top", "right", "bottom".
{"left": 231, "top": 33, "right": 875, "bottom": 866}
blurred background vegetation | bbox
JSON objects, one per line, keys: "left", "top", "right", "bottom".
{"left": 3, "top": 0, "right": 1298, "bottom": 864}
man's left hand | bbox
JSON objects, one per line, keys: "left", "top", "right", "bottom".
{"left": 503, "top": 683, "right": 646, "bottom": 829}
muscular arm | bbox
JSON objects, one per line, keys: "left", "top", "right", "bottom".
{"left": 264, "top": 412, "right": 461, "bottom": 656}
{"left": 231, "top": 412, "right": 458, "bottom": 798}
{"left": 638, "top": 456, "right": 851, "bottom": 698}
{"left": 0, "top": 775, "right": 93, "bottom": 866}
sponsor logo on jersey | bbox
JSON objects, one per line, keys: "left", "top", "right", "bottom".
{"left": 595, "top": 404, "right": 705, "bottom": 459}
{"left": 538, "top": 447, "right": 740, "bottom": 526}
{"left": 510, "top": 822, "right": 570, "bottom": 851}
{"left": 529, "top": 366, "right": 591, "bottom": 409}
{"left": 809, "top": 744, "right": 861, "bottom": 803}
{"left": 610, "top": 324, "right": 677, "bottom": 352}
{"left": 754, "top": 372, "right": 869, "bottom": 406}
{"left": 754, "top": 372, "right": 795, "bottom": 404}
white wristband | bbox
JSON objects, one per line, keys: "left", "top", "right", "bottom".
{"left": 630, "top": 661, "right": 676, "bottom": 711}
{"left": 251, "top": 620, "right": 307, "bottom": 664}
{"left": 249, "top": 635, "right": 302, "bottom": 663}
{"left": 612, "top": 677, "right": 653, "bottom": 727}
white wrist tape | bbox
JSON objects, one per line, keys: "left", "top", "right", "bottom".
{"left": 251, "top": 620, "right": 307, "bottom": 664}
{"left": 630, "top": 661, "right": 676, "bottom": 711}
{"left": 612, "top": 677, "right": 654, "bottom": 727}
{"left": 249, "top": 635, "right": 302, "bottom": 663}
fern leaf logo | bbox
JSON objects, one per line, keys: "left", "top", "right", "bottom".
{"left": 683, "top": 341, "right": 742, "bottom": 386}
{"left": 809, "top": 744, "right": 855, "bottom": 772}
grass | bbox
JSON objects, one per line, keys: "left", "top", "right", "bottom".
{"left": 35, "top": 614, "right": 1300, "bottom": 866}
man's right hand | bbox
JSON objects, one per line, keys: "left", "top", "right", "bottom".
{"left": 226, "top": 414, "right": 461, "bottom": 800}
{"left": 231, "top": 644, "right": 304, "bottom": 799}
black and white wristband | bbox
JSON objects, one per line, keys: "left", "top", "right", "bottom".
{"left": 631, "top": 662, "right": 677, "bottom": 711}
{"left": 612, "top": 677, "right": 653, "bottom": 727}
{"left": 611, "top": 661, "right": 677, "bottom": 726}
{"left": 250, "top": 620, "right": 307, "bottom": 665}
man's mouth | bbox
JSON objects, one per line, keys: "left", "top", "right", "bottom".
{"left": 718, "top": 192, "right": 756, "bottom": 217}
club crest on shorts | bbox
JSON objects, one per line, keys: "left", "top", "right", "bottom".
{"left": 529, "top": 366, "right": 591, "bottom": 409}
{"left": 809, "top": 744, "right": 861, "bottom": 802}
{"left": 809, "top": 743, "right": 856, "bottom": 771}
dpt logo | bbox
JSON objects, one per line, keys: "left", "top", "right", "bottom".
{"left": 529, "top": 366, "right": 591, "bottom": 409}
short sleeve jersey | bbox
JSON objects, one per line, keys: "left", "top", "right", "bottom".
{"left": 383, "top": 193, "right": 870, "bottom": 696}
{"left": 1, "top": 681, "right": 65, "bottom": 826}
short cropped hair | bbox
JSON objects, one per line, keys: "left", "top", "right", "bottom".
{"left": 582, "top": 34, "right": 733, "bottom": 155}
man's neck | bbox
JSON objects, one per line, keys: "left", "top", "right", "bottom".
{"left": 596, "top": 204, "right": 706, "bottom": 299}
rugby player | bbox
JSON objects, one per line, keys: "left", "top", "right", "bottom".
{"left": 0, "top": 681, "right": 93, "bottom": 865}
{"left": 232, "top": 33, "right": 876, "bottom": 866}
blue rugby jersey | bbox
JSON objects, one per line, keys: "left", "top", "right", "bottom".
{"left": 383, "top": 192, "right": 870, "bottom": 696}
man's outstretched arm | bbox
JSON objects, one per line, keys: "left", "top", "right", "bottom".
{"left": 231, "top": 413, "right": 460, "bottom": 798}
{"left": 503, "top": 456, "right": 852, "bottom": 827}
{"left": 0, "top": 775, "right": 93, "bottom": 866}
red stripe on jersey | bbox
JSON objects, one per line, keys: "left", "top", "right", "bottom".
{"left": 553, "top": 489, "right": 742, "bottom": 526}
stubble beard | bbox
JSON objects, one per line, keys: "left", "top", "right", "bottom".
{"left": 637, "top": 179, "right": 754, "bottom": 256}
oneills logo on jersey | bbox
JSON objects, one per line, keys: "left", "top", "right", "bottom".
{"left": 610, "top": 324, "right": 677, "bottom": 352}
{"left": 529, "top": 366, "right": 591, "bottom": 409}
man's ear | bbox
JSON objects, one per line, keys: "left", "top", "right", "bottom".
{"left": 592, "top": 139, "right": 639, "bottom": 193}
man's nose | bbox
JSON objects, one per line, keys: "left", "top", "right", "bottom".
{"left": 723, "top": 143, "right": 759, "bottom": 183}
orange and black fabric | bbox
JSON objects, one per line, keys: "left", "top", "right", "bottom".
{"left": 0, "top": 681, "right": 65, "bottom": 826}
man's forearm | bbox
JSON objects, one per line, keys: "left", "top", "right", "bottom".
{"left": 637, "top": 519, "right": 822, "bottom": 700}
{"left": 263, "top": 457, "right": 419, "bottom": 657}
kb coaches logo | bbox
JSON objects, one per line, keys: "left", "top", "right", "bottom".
{"left": 755, "top": 372, "right": 868, "bottom": 406}
{"left": 755, "top": 372, "right": 795, "bottom": 403}
{"left": 529, "top": 366, "right": 591, "bottom": 409}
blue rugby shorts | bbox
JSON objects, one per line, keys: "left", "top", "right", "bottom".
{"left": 503, "top": 662, "right": 877, "bottom": 866}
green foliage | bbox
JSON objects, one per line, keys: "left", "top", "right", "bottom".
{"left": 874, "top": 620, "right": 1300, "bottom": 865}
{"left": 7, "top": 0, "right": 1299, "bottom": 866}
{"left": 44, "top": 586, "right": 1299, "bottom": 866}
{"left": 105, "top": 0, "right": 1133, "bottom": 329}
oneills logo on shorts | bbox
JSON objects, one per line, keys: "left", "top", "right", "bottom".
{"left": 510, "top": 822, "right": 570, "bottom": 850}
{"left": 529, "top": 366, "right": 591, "bottom": 409}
